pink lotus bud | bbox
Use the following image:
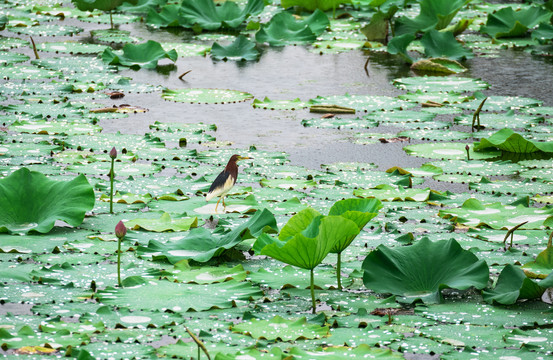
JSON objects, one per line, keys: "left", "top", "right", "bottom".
{"left": 115, "top": 220, "right": 126, "bottom": 239}
{"left": 465, "top": 144, "right": 470, "bottom": 151}
{"left": 109, "top": 147, "right": 117, "bottom": 159}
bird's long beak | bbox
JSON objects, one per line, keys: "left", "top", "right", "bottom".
{"left": 237, "top": 156, "right": 252, "bottom": 161}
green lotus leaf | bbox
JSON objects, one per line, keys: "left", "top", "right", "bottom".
{"left": 532, "top": 22, "right": 553, "bottom": 43}
{"left": 8, "top": 24, "right": 84, "bottom": 37}
{"left": 255, "top": 9, "right": 329, "bottom": 46}
{"left": 37, "top": 41, "right": 109, "bottom": 54}
{"left": 438, "top": 198, "right": 553, "bottom": 229}
{"left": 72, "top": 0, "right": 138, "bottom": 12}
{"left": 386, "top": 33, "right": 415, "bottom": 63}
{"left": 482, "top": 265, "right": 545, "bottom": 305}
{"left": 0, "top": 168, "right": 95, "bottom": 234}
{"left": 329, "top": 197, "right": 382, "bottom": 230}
{"left": 101, "top": 40, "right": 177, "bottom": 69}
{"left": 125, "top": 213, "right": 198, "bottom": 232}
{"left": 310, "top": 94, "right": 412, "bottom": 112}
{"left": 91, "top": 29, "right": 142, "bottom": 44}
{"left": 454, "top": 110, "right": 543, "bottom": 129}
{"left": 150, "top": 263, "right": 247, "bottom": 284}
{"left": 521, "top": 246, "right": 553, "bottom": 279}
{"left": 410, "top": 58, "right": 467, "bottom": 75}
{"left": 362, "top": 238, "right": 489, "bottom": 303}
{"left": 257, "top": 214, "right": 351, "bottom": 270}
{"left": 253, "top": 97, "right": 311, "bottom": 110}
{"left": 137, "top": 208, "right": 277, "bottom": 263}
{"left": 480, "top": 6, "right": 552, "bottom": 39}
{"left": 474, "top": 128, "right": 553, "bottom": 153}
{"left": 393, "top": 76, "right": 489, "bottom": 92}
{"left": 146, "top": 4, "right": 187, "bottom": 28}
{"left": 456, "top": 93, "right": 542, "bottom": 111}
{"left": 96, "top": 279, "right": 262, "bottom": 311}
{"left": 398, "top": 128, "right": 470, "bottom": 141}
{"left": 428, "top": 159, "right": 522, "bottom": 177}
{"left": 162, "top": 88, "right": 253, "bottom": 104}
{"left": 394, "top": 0, "right": 470, "bottom": 36}
{"left": 404, "top": 143, "right": 500, "bottom": 160}
{"left": 421, "top": 29, "right": 473, "bottom": 60}
{"left": 289, "top": 344, "right": 407, "bottom": 359}
{"left": 398, "top": 90, "right": 471, "bottom": 105}
{"left": 281, "top": 0, "right": 351, "bottom": 12}
{"left": 211, "top": 35, "right": 259, "bottom": 61}
{"left": 247, "top": 264, "right": 353, "bottom": 289}
{"left": 0, "top": 15, "right": 7, "bottom": 31}
{"left": 354, "top": 184, "right": 447, "bottom": 202}
{"left": 180, "top": 0, "right": 264, "bottom": 31}
{"left": 231, "top": 316, "right": 329, "bottom": 341}
{"left": 0, "top": 325, "right": 90, "bottom": 350}
{"left": 260, "top": 176, "right": 317, "bottom": 190}
{"left": 279, "top": 207, "right": 322, "bottom": 241}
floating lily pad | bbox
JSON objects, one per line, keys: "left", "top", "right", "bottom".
{"left": 393, "top": 76, "right": 489, "bottom": 92}
{"left": 8, "top": 24, "right": 83, "bottom": 36}
{"left": 439, "top": 198, "right": 553, "bottom": 229}
{"left": 354, "top": 185, "right": 447, "bottom": 202}
{"left": 398, "top": 129, "right": 470, "bottom": 141}
{"left": 125, "top": 213, "right": 198, "bottom": 232}
{"left": 37, "top": 41, "right": 109, "bottom": 54}
{"left": 96, "top": 280, "right": 262, "bottom": 312}
{"left": 253, "top": 97, "right": 310, "bottom": 110}
{"left": 404, "top": 143, "right": 500, "bottom": 160}
{"left": 454, "top": 110, "right": 543, "bottom": 129}
{"left": 232, "top": 316, "right": 329, "bottom": 341}
{"left": 428, "top": 159, "right": 522, "bottom": 176}
{"left": 162, "top": 88, "right": 253, "bottom": 104}
{"left": 161, "top": 42, "right": 210, "bottom": 57}
{"left": 91, "top": 29, "right": 143, "bottom": 44}
{"left": 310, "top": 94, "right": 413, "bottom": 113}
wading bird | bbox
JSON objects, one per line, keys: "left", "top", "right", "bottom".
{"left": 206, "top": 154, "right": 251, "bottom": 212}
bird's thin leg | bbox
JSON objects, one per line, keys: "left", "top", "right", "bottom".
{"left": 222, "top": 196, "right": 226, "bottom": 210}
{"left": 214, "top": 197, "right": 221, "bottom": 213}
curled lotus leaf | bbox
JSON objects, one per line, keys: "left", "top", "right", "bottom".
{"left": 362, "top": 238, "right": 489, "bottom": 303}
{"left": 0, "top": 168, "right": 95, "bottom": 234}
{"left": 474, "top": 128, "right": 553, "bottom": 153}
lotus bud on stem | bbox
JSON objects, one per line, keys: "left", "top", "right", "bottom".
{"left": 465, "top": 144, "right": 470, "bottom": 161}
{"left": 109, "top": 147, "right": 117, "bottom": 214}
{"left": 115, "top": 220, "right": 126, "bottom": 287}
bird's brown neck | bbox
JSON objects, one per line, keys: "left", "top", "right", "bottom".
{"left": 225, "top": 161, "right": 238, "bottom": 178}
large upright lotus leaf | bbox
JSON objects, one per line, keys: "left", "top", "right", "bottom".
{"left": 279, "top": 207, "right": 322, "bottom": 241}
{"left": 328, "top": 198, "right": 383, "bottom": 230}
{"left": 101, "top": 40, "right": 177, "bottom": 69}
{"left": 211, "top": 35, "right": 260, "bottom": 61}
{"left": 362, "top": 238, "right": 489, "bottom": 303}
{"left": 480, "top": 6, "right": 552, "bottom": 39}
{"left": 137, "top": 208, "right": 277, "bottom": 263}
{"left": 521, "top": 246, "right": 553, "bottom": 279}
{"left": 482, "top": 264, "right": 545, "bottom": 305}
{"left": 180, "top": 0, "right": 264, "bottom": 30}
{"left": 386, "top": 33, "right": 415, "bottom": 63}
{"left": 421, "top": 29, "right": 473, "bottom": 60}
{"left": 257, "top": 215, "right": 349, "bottom": 270}
{"left": 96, "top": 279, "right": 262, "bottom": 311}
{"left": 255, "top": 10, "right": 329, "bottom": 46}
{"left": 0, "top": 168, "right": 95, "bottom": 234}
{"left": 231, "top": 316, "right": 329, "bottom": 341}
{"left": 394, "top": 0, "right": 470, "bottom": 36}
{"left": 438, "top": 198, "right": 553, "bottom": 230}
{"left": 72, "top": 0, "right": 138, "bottom": 11}
{"left": 474, "top": 128, "right": 553, "bottom": 153}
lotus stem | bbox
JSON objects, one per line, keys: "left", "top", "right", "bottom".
{"left": 337, "top": 252, "right": 342, "bottom": 291}
{"left": 117, "top": 235, "right": 122, "bottom": 286}
{"left": 110, "top": 11, "right": 114, "bottom": 30}
{"left": 503, "top": 221, "right": 528, "bottom": 250}
{"left": 30, "top": 37, "right": 39, "bottom": 60}
{"left": 471, "top": 97, "right": 487, "bottom": 132}
{"left": 465, "top": 144, "right": 471, "bottom": 161}
{"left": 109, "top": 147, "right": 116, "bottom": 214}
{"left": 184, "top": 326, "right": 211, "bottom": 360}
{"left": 548, "top": 231, "right": 552, "bottom": 248}
{"left": 310, "top": 268, "right": 316, "bottom": 314}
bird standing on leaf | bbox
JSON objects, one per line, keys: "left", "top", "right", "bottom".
{"left": 206, "top": 154, "right": 251, "bottom": 212}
